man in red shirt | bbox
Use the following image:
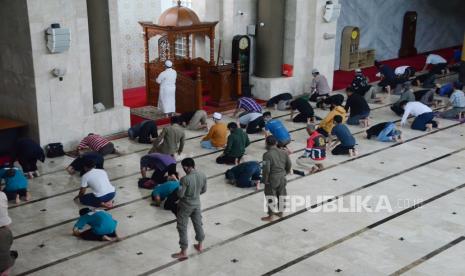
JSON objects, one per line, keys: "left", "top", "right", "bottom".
{"left": 77, "top": 133, "right": 116, "bottom": 156}
{"left": 296, "top": 124, "right": 326, "bottom": 174}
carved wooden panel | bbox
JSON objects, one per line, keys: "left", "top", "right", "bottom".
{"left": 158, "top": 36, "right": 170, "bottom": 62}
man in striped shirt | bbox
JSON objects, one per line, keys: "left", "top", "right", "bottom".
{"left": 233, "top": 97, "right": 262, "bottom": 117}
{"left": 77, "top": 133, "right": 116, "bottom": 156}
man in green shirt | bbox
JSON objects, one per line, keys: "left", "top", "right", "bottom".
{"left": 216, "top": 122, "right": 250, "bottom": 165}
{"left": 261, "top": 136, "right": 292, "bottom": 222}
{"left": 149, "top": 116, "right": 185, "bottom": 156}
{"left": 172, "top": 158, "right": 207, "bottom": 260}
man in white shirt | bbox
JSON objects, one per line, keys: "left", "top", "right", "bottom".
{"left": 74, "top": 159, "right": 116, "bottom": 208}
{"left": 239, "top": 112, "right": 265, "bottom": 134}
{"left": 422, "top": 54, "right": 448, "bottom": 75}
{"left": 309, "top": 68, "right": 331, "bottom": 102}
{"left": 395, "top": 65, "right": 416, "bottom": 78}
{"left": 156, "top": 60, "right": 177, "bottom": 117}
{"left": 400, "top": 101, "right": 438, "bottom": 131}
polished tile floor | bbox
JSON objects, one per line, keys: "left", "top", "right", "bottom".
{"left": 7, "top": 90, "right": 465, "bottom": 276}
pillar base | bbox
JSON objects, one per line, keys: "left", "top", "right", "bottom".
{"left": 250, "top": 76, "right": 295, "bottom": 100}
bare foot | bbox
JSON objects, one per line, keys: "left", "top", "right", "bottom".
{"left": 194, "top": 243, "right": 203, "bottom": 253}
{"left": 171, "top": 251, "right": 188, "bottom": 260}
{"left": 426, "top": 123, "right": 433, "bottom": 132}
{"left": 261, "top": 215, "right": 275, "bottom": 222}
{"left": 25, "top": 192, "right": 32, "bottom": 201}
{"left": 102, "top": 235, "right": 117, "bottom": 242}
{"left": 101, "top": 200, "right": 114, "bottom": 209}
{"left": 15, "top": 194, "right": 20, "bottom": 204}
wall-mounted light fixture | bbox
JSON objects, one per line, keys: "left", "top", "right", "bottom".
{"left": 46, "top": 23, "right": 71, "bottom": 54}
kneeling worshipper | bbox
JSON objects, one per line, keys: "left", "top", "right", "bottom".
{"left": 366, "top": 122, "right": 402, "bottom": 143}
{"left": 290, "top": 97, "right": 315, "bottom": 123}
{"left": 225, "top": 161, "right": 261, "bottom": 189}
{"left": 200, "top": 112, "right": 228, "bottom": 150}
{"left": 66, "top": 152, "right": 104, "bottom": 176}
{"left": 149, "top": 116, "right": 185, "bottom": 157}
{"left": 12, "top": 138, "right": 45, "bottom": 179}
{"left": 216, "top": 122, "right": 250, "bottom": 165}
{"left": 73, "top": 208, "right": 119, "bottom": 241}
{"left": 77, "top": 133, "right": 116, "bottom": 156}
{"left": 345, "top": 87, "right": 371, "bottom": 127}
{"left": 296, "top": 124, "right": 326, "bottom": 174}
{"left": 239, "top": 112, "right": 265, "bottom": 134}
{"left": 179, "top": 110, "right": 208, "bottom": 131}
{"left": 400, "top": 101, "right": 439, "bottom": 131}
{"left": 329, "top": 115, "right": 357, "bottom": 156}
{"left": 139, "top": 153, "right": 177, "bottom": 188}
{"left": 151, "top": 174, "right": 180, "bottom": 207}
{"left": 128, "top": 120, "right": 158, "bottom": 144}
{"left": 0, "top": 166, "right": 31, "bottom": 204}
{"left": 317, "top": 102, "right": 346, "bottom": 137}
{"left": 263, "top": 112, "right": 291, "bottom": 152}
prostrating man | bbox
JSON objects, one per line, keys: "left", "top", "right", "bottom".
{"left": 149, "top": 116, "right": 185, "bottom": 156}
{"left": 309, "top": 68, "right": 331, "bottom": 102}
{"left": 172, "top": 158, "right": 207, "bottom": 259}
{"left": 233, "top": 97, "right": 262, "bottom": 117}
{"left": 225, "top": 161, "right": 261, "bottom": 189}
{"left": 329, "top": 115, "right": 357, "bottom": 156}
{"left": 216, "top": 122, "right": 250, "bottom": 165}
{"left": 140, "top": 153, "right": 177, "bottom": 185}
{"left": 13, "top": 138, "right": 45, "bottom": 179}
{"left": 290, "top": 97, "right": 315, "bottom": 123}
{"left": 73, "top": 208, "right": 119, "bottom": 241}
{"left": 78, "top": 133, "right": 116, "bottom": 156}
{"left": 0, "top": 192, "right": 17, "bottom": 276}
{"left": 156, "top": 60, "right": 177, "bottom": 117}
{"left": 375, "top": 61, "right": 397, "bottom": 94}
{"left": 151, "top": 174, "right": 180, "bottom": 207}
{"left": 440, "top": 81, "right": 465, "bottom": 119}
{"left": 391, "top": 81, "right": 416, "bottom": 116}
{"left": 296, "top": 124, "right": 326, "bottom": 174}
{"left": 366, "top": 122, "right": 402, "bottom": 143}
{"left": 200, "top": 112, "right": 227, "bottom": 150}
{"left": 263, "top": 112, "right": 291, "bottom": 150}
{"left": 0, "top": 166, "right": 31, "bottom": 204}
{"left": 345, "top": 87, "right": 371, "bottom": 127}
{"left": 179, "top": 110, "right": 208, "bottom": 131}
{"left": 66, "top": 152, "right": 104, "bottom": 176}
{"left": 317, "top": 102, "right": 346, "bottom": 137}
{"left": 74, "top": 160, "right": 116, "bottom": 208}
{"left": 400, "top": 101, "right": 439, "bottom": 131}
{"left": 395, "top": 65, "right": 416, "bottom": 80}
{"left": 422, "top": 53, "right": 448, "bottom": 75}
{"left": 316, "top": 94, "right": 345, "bottom": 110}
{"left": 261, "top": 136, "right": 292, "bottom": 222}
{"left": 128, "top": 120, "right": 158, "bottom": 144}
{"left": 414, "top": 88, "right": 436, "bottom": 107}
{"left": 239, "top": 112, "right": 265, "bottom": 134}
{"left": 266, "top": 93, "right": 293, "bottom": 108}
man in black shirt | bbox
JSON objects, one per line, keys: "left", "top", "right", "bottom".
{"left": 351, "top": 69, "right": 370, "bottom": 96}
{"left": 345, "top": 87, "right": 370, "bottom": 127}
{"left": 290, "top": 98, "right": 315, "bottom": 123}
{"left": 316, "top": 94, "right": 344, "bottom": 109}
{"left": 128, "top": 120, "right": 158, "bottom": 144}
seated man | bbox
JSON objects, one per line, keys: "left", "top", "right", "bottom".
{"left": 263, "top": 112, "right": 291, "bottom": 151}
{"left": 351, "top": 68, "right": 370, "bottom": 95}
{"left": 216, "top": 122, "right": 250, "bottom": 165}
{"left": 0, "top": 192, "right": 18, "bottom": 276}
{"left": 423, "top": 53, "right": 448, "bottom": 75}
{"left": 329, "top": 115, "right": 357, "bottom": 156}
{"left": 179, "top": 110, "right": 208, "bottom": 131}
{"left": 316, "top": 94, "right": 344, "bottom": 109}
{"left": 0, "top": 166, "right": 31, "bottom": 204}
{"left": 400, "top": 101, "right": 439, "bottom": 131}
{"left": 440, "top": 82, "right": 465, "bottom": 119}
{"left": 345, "top": 87, "right": 371, "bottom": 127}
{"left": 290, "top": 98, "right": 315, "bottom": 123}
{"left": 266, "top": 92, "right": 293, "bottom": 108}
{"left": 140, "top": 153, "right": 176, "bottom": 185}
{"left": 149, "top": 116, "right": 185, "bottom": 156}
{"left": 296, "top": 124, "right": 326, "bottom": 174}
{"left": 375, "top": 61, "right": 397, "bottom": 94}
{"left": 78, "top": 133, "right": 116, "bottom": 156}
{"left": 66, "top": 152, "right": 104, "bottom": 176}
{"left": 128, "top": 120, "right": 158, "bottom": 144}
{"left": 74, "top": 160, "right": 116, "bottom": 208}
{"left": 391, "top": 81, "right": 416, "bottom": 116}
{"left": 233, "top": 97, "right": 262, "bottom": 117}
{"left": 366, "top": 122, "right": 402, "bottom": 143}
{"left": 225, "top": 161, "right": 261, "bottom": 189}
{"left": 239, "top": 112, "right": 265, "bottom": 134}
{"left": 309, "top": 69, "right": 330, "bottom": 102}
{"left": 317, "top": 103, "right": 346, "bottom": 137}
{"left": 73, "top": 208, "right": 119, "bottom": 241}
{"left": 201, "top": 112, "right": 227, "bottom": 150}
{"left": 13, "top": 138, "right": 45, "bottom": 179}
{"left": 151, "top": 175, "right": 180, "bottom": 207}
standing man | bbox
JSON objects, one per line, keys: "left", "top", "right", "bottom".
{"left": 309, "top": 68, "right": 331, "bottom": 102}
{"left": 156, "top": 60, "right": 177, "bottom": 117}
{"left": 172, "top": 158, "right": 207, "bottom": 259}
{"left": 261, "top": 136, "right": 292, "bottom": 222}
{"left": 149, "top": 116, "right": 185, "bottom": 156}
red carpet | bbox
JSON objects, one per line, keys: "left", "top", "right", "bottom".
{"left": 333, "top": 46, "right": 462, "bottom": 91}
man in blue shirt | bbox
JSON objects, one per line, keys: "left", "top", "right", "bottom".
{"left": 0, "top": 166, "right": 30, "bottom": 203}
{"left": 73, "top": 208, "right": 119, "bottom": 241}
{"left": 375, "top": 61, "right": 397, "bottom": 94}
{"left": 151, "top": 176, "right": 180, "bottom": 207}
{"left": 263, "top": 112, "right": 291, "bottom": 152}
{"left": 329, "top": 115, "right": 357, "bottom": 156}
{"left": 225, "top": 161, "right": 261, "bottom": 189}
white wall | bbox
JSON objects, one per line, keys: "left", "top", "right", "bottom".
{"left": 335, "top": 0, "right": 465, "bottom": 68}
{"left": 27, "top": 0, "right": 129, "bottom": 149}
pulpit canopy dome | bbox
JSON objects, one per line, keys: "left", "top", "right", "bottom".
{"left": 157, "top": 1, "right": 200, "bottom": 27}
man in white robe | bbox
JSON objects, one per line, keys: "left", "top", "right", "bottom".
{"left": 156, "top": 60, "right": 177, "bottom": 116}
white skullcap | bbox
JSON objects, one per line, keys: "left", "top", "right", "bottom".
{"left": 312, "top": 68, "right": 319, "bottom": 74}
{"left": 355, "top": 68, "right": 362, "bottom": 73}
{"left": 213, "top": 112, "right": 222, "bottom": 120}
{"left": 165, "top": 60, "right": 173, "bottom": 68}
